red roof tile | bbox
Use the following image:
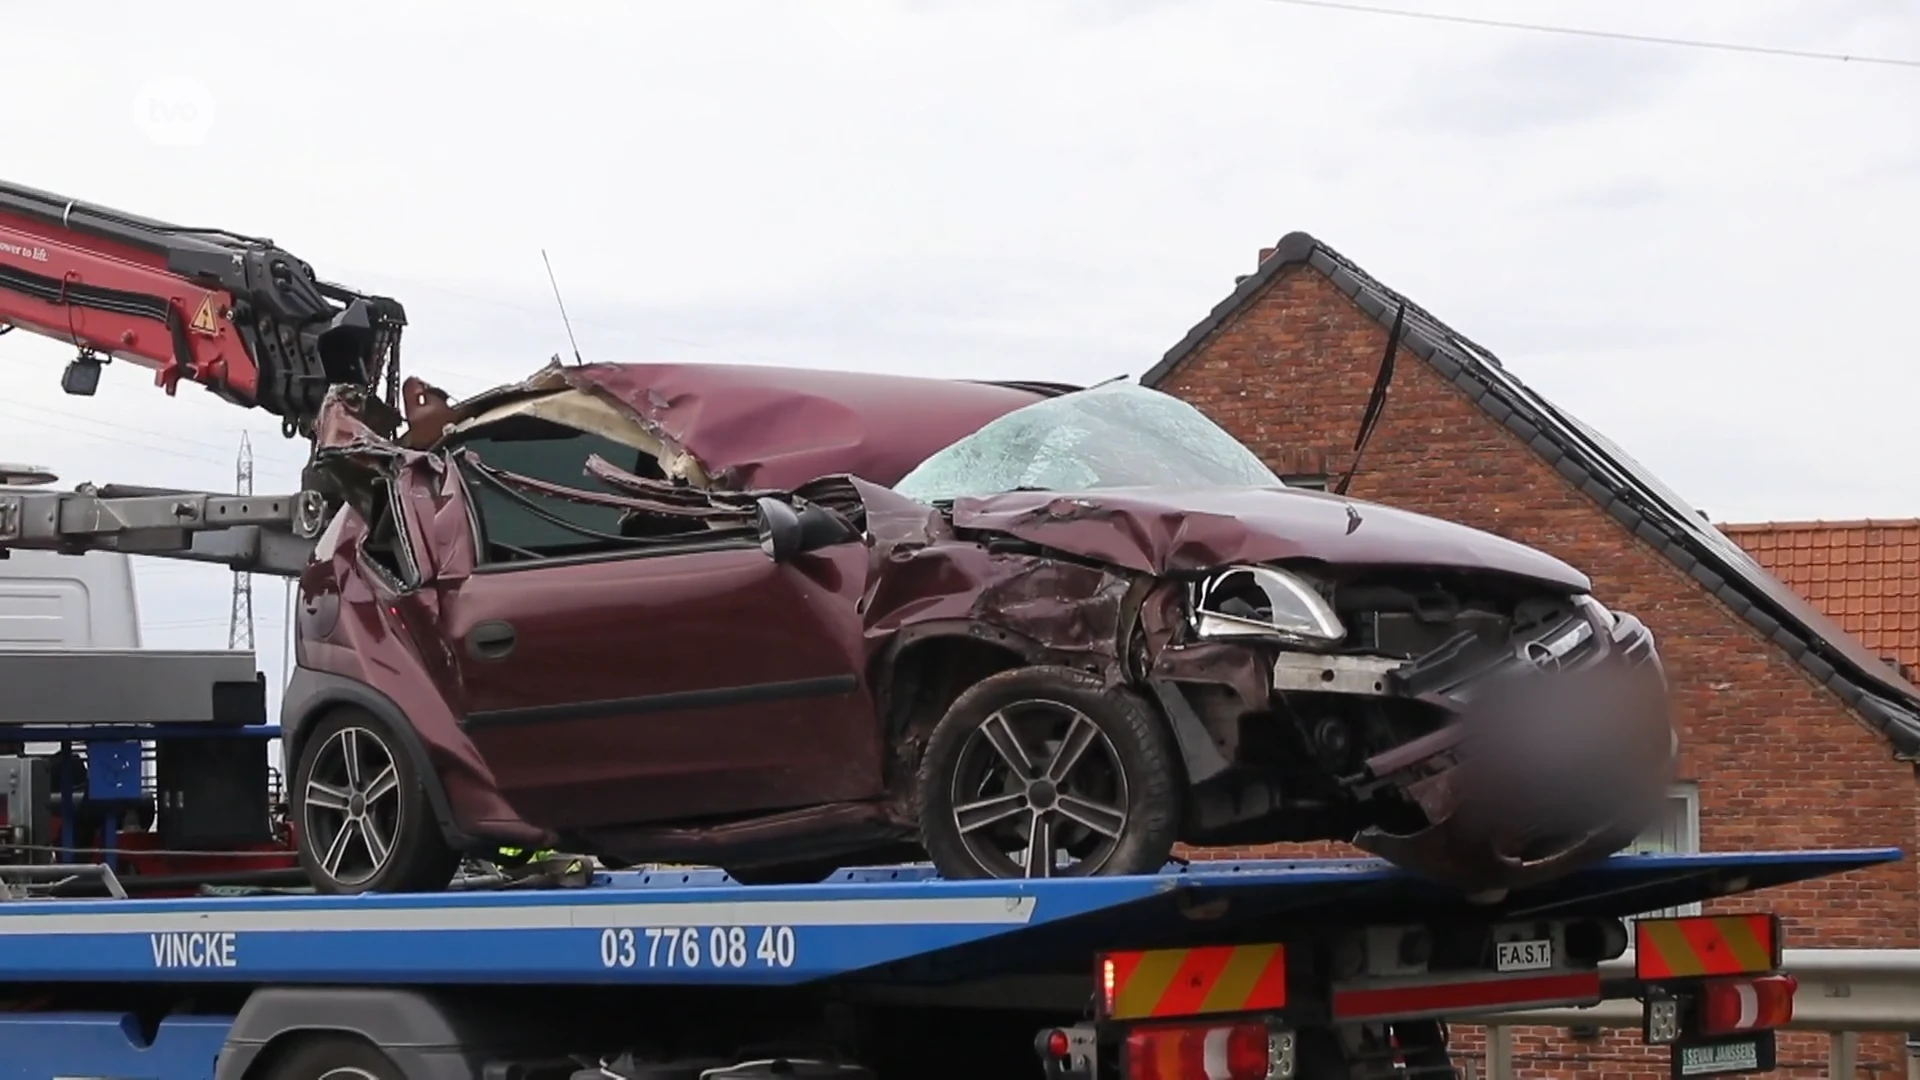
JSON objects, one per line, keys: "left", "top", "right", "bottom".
{"left": 1719, "top": 519, "right": 1920, "bottom": 675}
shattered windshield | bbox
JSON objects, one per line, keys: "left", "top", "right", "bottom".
{"left": 894, "top": 381, "right": 1284, "bottom": 502}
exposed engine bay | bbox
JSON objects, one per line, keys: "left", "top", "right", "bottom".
{"left": 1164, "top": 562, "right": 1673, "bottom": 892}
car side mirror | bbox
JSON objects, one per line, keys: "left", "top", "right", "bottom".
{"left": 754, "top": 497, "right": 859, "bottom": 562}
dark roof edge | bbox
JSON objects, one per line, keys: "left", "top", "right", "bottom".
{"left": 1144, "top": 232, "right": 1920, "bottom": 760}
{"left": 1143, "top": 232, "right": 1322, "bottom": 389}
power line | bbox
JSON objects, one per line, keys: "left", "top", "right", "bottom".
{"left": 1254, "top": 0, "right": 1920, "bottom": 69}
{"left": 0, "top": 401, "right": 308, "bottom": 471}
{"left": 228, "top": 433, "right": 255, "bottom": 652}
{"left": 0, "top": 407, "right": 228, "bottom": 467}
{"left": 0, "top": 392, "right": 288, "bottom": 457}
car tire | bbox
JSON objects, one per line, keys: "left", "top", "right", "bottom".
{"left": 293, "top": 710, "right": 461, "bottom": 895}
{"left": 916, "top": 666, "right": 1180, "bottom": 879}
{"left": 263, "top": 1035, "right": 405, "bottom": 1080}
{"left": 724, "top": 860, "right": 847, "bottom": 886}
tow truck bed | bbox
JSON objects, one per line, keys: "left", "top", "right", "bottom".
{"left": 0, "top": 848, "right": 1892, "bottom": 986}
{"left": 0, "top": 848, "right": 1899, "bottom": 1080}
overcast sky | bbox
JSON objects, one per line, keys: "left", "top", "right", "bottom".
{"left": 3, "top": 0, "right": 1917, "bottom": 695}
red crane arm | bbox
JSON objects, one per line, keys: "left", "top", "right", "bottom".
{"left": 0, "top": 180, "right": 405, "bottom": 434}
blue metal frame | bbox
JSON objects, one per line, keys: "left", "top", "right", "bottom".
{"left": 0, "top": 848, "right": 1896, "bottom": 988}
{"left": 0, "top": 724, "right": 284, "bottom": 869}
{"left": 0, "top": 1013, "right": 233, "bottom": 1080}
{"left": 0, "top": 724, "right": 282, "bottom": 741}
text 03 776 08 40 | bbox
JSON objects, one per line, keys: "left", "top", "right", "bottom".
{"left": 598, "top": 926, "right": 797, "bottom": 970}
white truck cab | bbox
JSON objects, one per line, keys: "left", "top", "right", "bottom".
{"left": 0, "top": 549, "right": 141, "bottom": 649}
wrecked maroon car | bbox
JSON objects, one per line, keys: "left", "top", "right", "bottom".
{"left": 283, "top": 360, "right": 1677, "bottom": 894}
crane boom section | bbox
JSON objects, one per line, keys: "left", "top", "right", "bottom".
{"left": 0, "top": 180, "right": 405, "bottom": 432}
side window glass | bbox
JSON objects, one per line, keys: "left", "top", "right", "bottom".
{"left": 452, "top": 416, "right": 722, "bottom": 564}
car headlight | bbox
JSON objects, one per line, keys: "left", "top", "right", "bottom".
{"left": 1575, "top": 593, "right": 1617, "bottom": 632}
{"left": 1191, "top": 565, "right": 1345, "bottom": 648}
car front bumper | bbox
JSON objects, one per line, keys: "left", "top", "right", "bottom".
{"left": 1272, "top": 599, "right": 1678, "bottom": 893}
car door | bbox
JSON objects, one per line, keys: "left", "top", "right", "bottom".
{"left": 425, "top": 458, "right": 880, "bottom": 833}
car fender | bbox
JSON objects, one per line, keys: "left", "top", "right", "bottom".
{"left": 281, "top": 666, "right": 472, "bottom": 850}
{"left": 872, "top": 620, "right": 1222, "bottom": 784}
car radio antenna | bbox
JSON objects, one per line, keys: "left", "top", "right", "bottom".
{"left": 541, "top": 248, "right": 586, "bottom": 366}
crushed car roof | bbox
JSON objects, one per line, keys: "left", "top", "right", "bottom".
{"left": 420, "top": 361, "right": 1080, "bottom": 491}
{"left": 1142, "top": 232, "right": 1920, "bottom": 760}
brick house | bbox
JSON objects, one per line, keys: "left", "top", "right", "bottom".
{"left": 1142, "top": 236, "right": 1920, "bottom": 1078}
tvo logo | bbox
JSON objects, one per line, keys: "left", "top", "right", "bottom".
{"left": 132, "top": 77, "right": 217, "bottom": 147}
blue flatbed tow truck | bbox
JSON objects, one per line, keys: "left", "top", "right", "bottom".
{"left": 0, "top": 478, "right": 1899, "bottom": 1078}
{"left": 0, "top": 845, "right": 1899, "bottom": 1080}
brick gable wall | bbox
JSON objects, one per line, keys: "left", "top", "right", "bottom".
{"left": 1154, "top": 261, "right": 1918, "bottom": 1078}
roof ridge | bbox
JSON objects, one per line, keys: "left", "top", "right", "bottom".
{"left": 1296, "top": 238, "right": 1508, "bottom": 372}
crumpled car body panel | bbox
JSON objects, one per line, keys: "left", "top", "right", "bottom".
{"left": 948, "top": 485, "right": 1592, "bottom": 588}
{"left": 288, "top": 365, "right": 1676, "bottom": 890}
{"left": 848, "top": 477, "right": 1139, "bottom": 673}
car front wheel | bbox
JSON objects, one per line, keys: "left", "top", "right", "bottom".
{"left": 293, "top": 710, "right": 460, "bottom": 894}
{"left": 916, "top": 666, "right": 1180, "bottom": 879}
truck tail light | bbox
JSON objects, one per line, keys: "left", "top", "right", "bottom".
{"left": 1123, "top": 1023, "right": 1295, "bottom": 1080}
{"left": 1036, "top": 1025, "right": 1098, "bottom": 1080}
{"left": 1698, "top": 975, "right": 1797, "bottom": 1036}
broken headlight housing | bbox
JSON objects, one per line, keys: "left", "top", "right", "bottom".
{"left": 1191, "top": 565, "right": 1345, "bottom": 649}
{"left": 1574, "top": 593, "right": 1616, "bottom": 633}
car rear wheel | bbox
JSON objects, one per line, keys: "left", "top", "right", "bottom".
{"left": 916, "top": 666, "right": 1179, "bottom": 879}
{"left": 293, "top": 710, "right": 460, "bottom": 894}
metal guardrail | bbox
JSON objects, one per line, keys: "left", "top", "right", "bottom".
{"left": 1473, "top": 948, "right": 1920, "bottom": 1079}
{"left": 1484, "top": 948, "right": 1920, "bottom": 1030}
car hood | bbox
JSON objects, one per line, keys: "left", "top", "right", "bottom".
{"left": 949, "top": 485, "right": 1591, "bottom": 589}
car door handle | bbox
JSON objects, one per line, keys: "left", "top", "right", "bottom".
{"left": 467, "top": 620, "right": 517, "bottom": 660}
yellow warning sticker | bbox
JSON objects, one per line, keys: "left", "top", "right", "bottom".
{"left": 189, "top": 295, "right": 219, "bottom": 335}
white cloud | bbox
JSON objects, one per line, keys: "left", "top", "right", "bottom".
{"left": 2, "top": 0, "right": 1916, "bottom": 671}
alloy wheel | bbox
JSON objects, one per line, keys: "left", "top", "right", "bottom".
{"left": 948, "top": 699, "right": 1131, "bottom": 878}
{"left": 302, "top": 726, "right": 405, "bottom": 889}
